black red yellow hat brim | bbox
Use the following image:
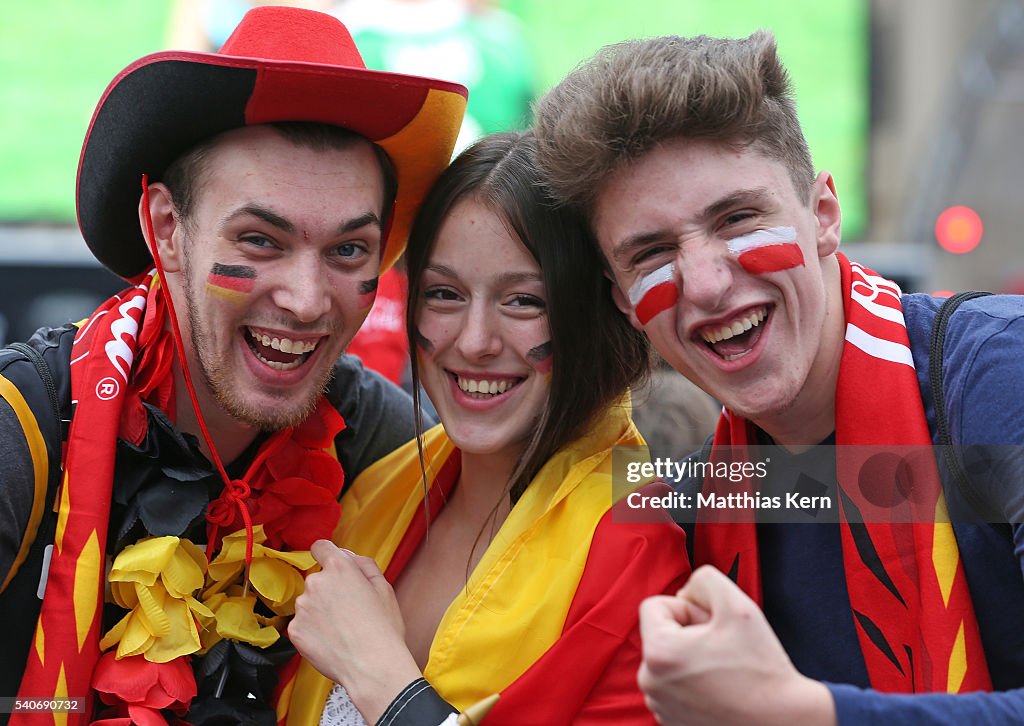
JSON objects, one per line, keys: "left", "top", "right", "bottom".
{"left": 76, "top": 7, "right": 467, "bottom": 280}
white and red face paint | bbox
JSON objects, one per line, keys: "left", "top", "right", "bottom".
{"left": 628, "top": 263, "right": 679, "bottom": 326}
{"left": 727, "top": 226, "right": 804, "bottom": 275}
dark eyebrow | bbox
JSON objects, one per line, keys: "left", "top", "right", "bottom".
{"left": 426, "top": 263, "right": 458, "bottom": 279}
{"left": 495, "top": 271, "right": 543, "bottom": 285}
{"left": 224, "top": 204, "right": 295, "bottom": 234}
{"left": 610, "top": 187, "right": 775, "bottom": 266}
{"left": 337, "top": 211, "right": 381, "bottom": 235}
{"left": 611, "top": 229, "right": 677, "bottom": 266}
{"left": 696, "top": 187, "right": 773, "bottom": 224}
{"left": 424, "top": 264, "right": 542, "bottom": 286}
{"left": 222, "top": 206, "right": 381, "bottom": 237}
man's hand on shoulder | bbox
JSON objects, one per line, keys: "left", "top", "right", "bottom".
{"left": 638, "top": 565, "right": 837, "bottom": 726}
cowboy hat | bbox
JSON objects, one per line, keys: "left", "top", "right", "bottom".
{"left": 77, "top": 5, "right": 468, "bottom": 280}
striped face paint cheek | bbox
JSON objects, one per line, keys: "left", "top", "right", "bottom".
{"left": 206, "top": 263, "right": 256, "bottom": 302}
{"left": 628, "top": 263, "right": 679, "bottom": 326}
{"left": 727, "top": 226, "right": 805, "bottom": 275}
{"left": 358, "top": 278, "right": 379, "bottom": 311}
{"left": 526, "top": 341, "right": 553, "bottom": 376}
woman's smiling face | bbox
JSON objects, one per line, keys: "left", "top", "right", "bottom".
{"left": 414, "top": 197, "right": 552, "bottom": 461}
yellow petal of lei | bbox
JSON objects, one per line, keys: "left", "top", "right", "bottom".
{"left": 212, "top": 526, "right": 269, "bottom": 568}
{"left": 249, "top": 558, "right": 305, "bottom": 615}
{"left": 116, "top": 611, "right": 156, "bottom": 659}
{"left": 162, "top": 543, "right": 206, "bottom": 598}
{"left": 187, "top": 595, "right": 215, "bottom": 622}
{"left": 198, "top": 593, "right": 228, "bottom": 652}
{"left": 109, "top": 536, "right": 179, "bottom": 586}
{"left": 133, "top": 581, "right": 171, "bottom": 638}
{"left": 180, "top": 538, "right": 209, "bottom": 570}
{"left": 111, "top": 580, "right": 138, "bottom": 610}
{"left": 144, "top": 596, "right": 202, "bottom": 663}
{"left": 213, "top": 596, "right": 280, "bottom": 648}
{"left": 264, "top": 548, "right": 316, "bottom": 571}
{"left": 206, "top": 558, "right": 246, "bottom": 589}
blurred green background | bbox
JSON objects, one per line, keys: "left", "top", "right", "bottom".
{"left": 0, "top": 0, "right": 868, "bottom": 236}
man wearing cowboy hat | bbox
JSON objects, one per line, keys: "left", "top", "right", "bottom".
{"left": 0, "top": 7, "right": 467, "bottom": 724}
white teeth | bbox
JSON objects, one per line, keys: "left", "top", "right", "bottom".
{"left": 701, "top": 307, "right": 767, "bottom": 344}
{"left": 456, "top": 376, "right": 517, "bottom": 396}
{"left": 723, "top": 349, "right": 754, "bottom": 362}
{"left": 252, "top": 349, "right": 304, "bottom": 370}
{"left": 248, "top": 328, "right": 319, "bottom": 356}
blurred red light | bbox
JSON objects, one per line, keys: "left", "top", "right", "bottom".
{"left": 935, "top": 206, "right": 983, "bottom": 254}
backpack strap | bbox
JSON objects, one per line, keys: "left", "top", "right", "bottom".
{"left": 0, "top": 356, "right": 57, "bottom": 595}
{"left": 0, "top": 328, "right": 75, "bottom": 593}
{"left": 927, "top": 291, "right": 1009, "bottom": 529}
{"left": 7, "top": 342, "right": 62, "bottom": 440}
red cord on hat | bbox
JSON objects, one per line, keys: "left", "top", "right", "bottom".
{"left": 140, "top": 175, "right": 255, "bottom": 567}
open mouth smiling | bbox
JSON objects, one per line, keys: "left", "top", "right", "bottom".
{"left": 245, "top": 326, "right": 324, "bottom": 370}
{"left": 696, "top": 305, "right": 770, "bottom": 362}
{"left": 449, "top": 371, "right": 525, "bottom": 399}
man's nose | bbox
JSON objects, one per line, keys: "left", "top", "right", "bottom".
{"left": 271, "top": 253, "right": 333, "bottom": 323}
{"left": 677, "top": 240, "right": 734, "bottom": 311}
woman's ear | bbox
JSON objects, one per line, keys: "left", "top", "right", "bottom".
{"left": 140, "top": 182, "right": 184, "bottom": 273}
{"left": 812, "top": 171, "right": 842, "bottom": 258}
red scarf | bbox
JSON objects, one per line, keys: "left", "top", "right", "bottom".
{"left": 693, "top": 254, "right": 991, "bottom": 693}
{"left": 15, "top": 272, "right": 346, "bottom": 724}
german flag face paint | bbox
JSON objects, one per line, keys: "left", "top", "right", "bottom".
{"left": 526, "top": 341, "right": 553, "bottom": 376}
{"left": 206, "top": 263, "right": 256, "bottom": 303}
{"left": 413, "top": 328, "right": 434, "bottom": 355}
{"left": 358, "top": 277, "right": 379, "bottom": 313}
{"left": 727, "top": 226, "right": 804, "bottom": 275}
{"left": 628, "top": 263, "right": 679, "bottom": 326}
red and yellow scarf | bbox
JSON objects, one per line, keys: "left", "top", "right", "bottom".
{"left": 693, "top": 254, "right": 991, "bottom": 693}
{"left": 14, "top": 272, "right": 346, "bottom": 725}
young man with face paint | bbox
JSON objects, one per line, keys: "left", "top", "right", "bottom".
{"left": 0, "top": 8, "right": 471, "bottom": 724}
{"left": 535, "top": 30, "right": 1024, "bottom": 726}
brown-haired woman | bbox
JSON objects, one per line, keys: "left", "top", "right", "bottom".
{"left": 288, "top": 131, "right": 689, "bottom": 726}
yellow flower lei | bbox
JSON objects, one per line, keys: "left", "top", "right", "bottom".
{"left": 100, "top": 525, "right": 316, "bottom": 662}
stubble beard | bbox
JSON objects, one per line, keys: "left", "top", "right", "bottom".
{"left": 180, "top": 242, "right": 334, "bottom": 432}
